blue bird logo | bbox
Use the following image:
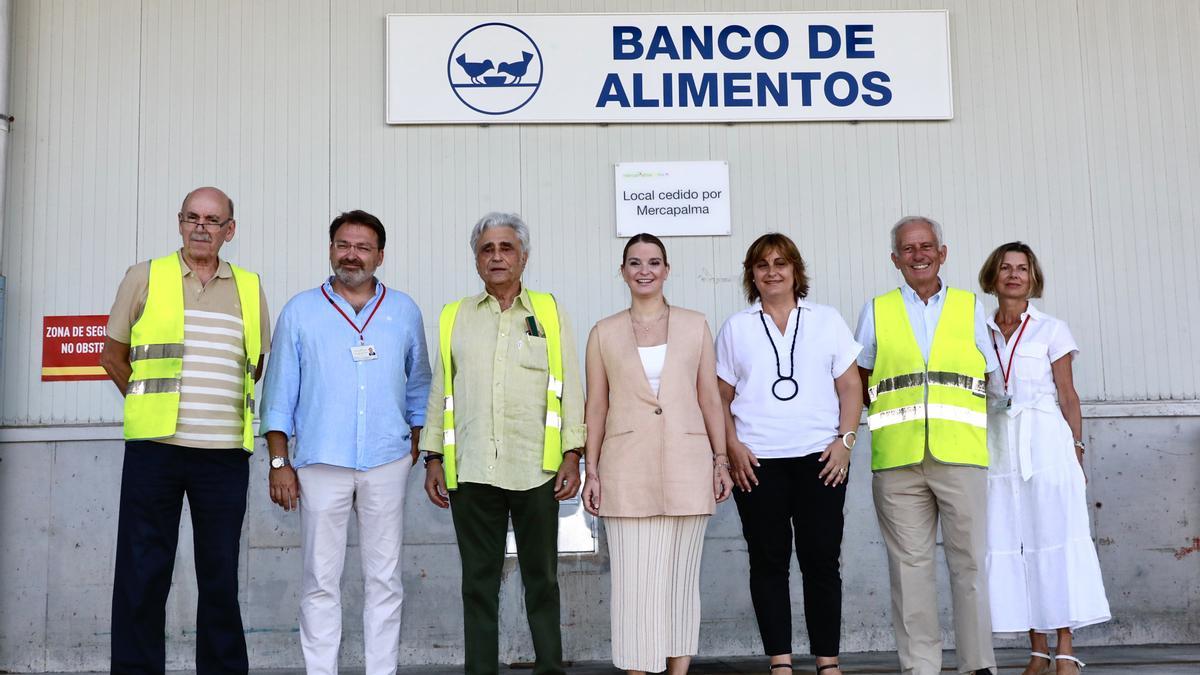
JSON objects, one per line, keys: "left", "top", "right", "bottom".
{"left": 447, "top": 23, "right": 543, "bottom": 115}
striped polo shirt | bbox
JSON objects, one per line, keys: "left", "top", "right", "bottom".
{"left": 107, "top": 250, "right": 271, "bottom": 450}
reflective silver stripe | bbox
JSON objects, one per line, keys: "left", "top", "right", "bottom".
{"left": 867, "top": 404, "right": 925, "bottom": 430}
{"left": 443, "top": 429, "right": 456, "bottom": 445}
{"left": 869, "top": 371, "right": 985, "bottom": 402}
{"left": 867, "top": 402, "right": 987, "bottom": 431}
{"left": 545, "top": 410, "right": 562, "bottom": 430}
{"left": 547, "top": 376, "right": 563, "bottom": 398}
{"left": 245, "top": 394, "right": 255, "bottom": 414}
{"left": 868, "top": 372, "right": 925, "bottom": 402}
{"left": 926, "top": 403, "right": 987, "bottom": 429}
{"left": 246, "top": 360, "right": 256, "bottom": 374}
{"left": 928, "top": 371, "right": 986, "bottom": 398}
{"left": 444, "top": 395, "right": 454, "bottom": 412}
{"left": 128, "top": 343, "right": 185, "bottom": 362}
{"left": 126, "top": 377, "right": 182, "bottom": 396}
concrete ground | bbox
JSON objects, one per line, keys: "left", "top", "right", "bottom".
{"left": 384, "top": 644, "right": 1200, "bottom": 673}
{"left": 49, "top": 644, "right": 1193, "bottom": 674}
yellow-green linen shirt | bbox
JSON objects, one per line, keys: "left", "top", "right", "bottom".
{"left": 420, "top": 288, "right": 586, "bottom": 491}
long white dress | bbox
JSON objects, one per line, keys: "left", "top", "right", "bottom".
{"left": 985, "top": 303, "right": 1111, "bottom": 634}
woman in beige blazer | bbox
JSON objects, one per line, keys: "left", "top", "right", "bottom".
{"left": 582, "top": 233, "right": 733, "bottom": 675}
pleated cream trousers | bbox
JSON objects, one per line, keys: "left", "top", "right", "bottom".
{"left": 604, "top": 515, "right": 709, "bottom": 672}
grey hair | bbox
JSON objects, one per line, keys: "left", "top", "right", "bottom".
{"left": 470, "top": 212, "right": 531, "bottom": 255}
{"left": 890, "top": 215, "right": 944, "bottom": 254}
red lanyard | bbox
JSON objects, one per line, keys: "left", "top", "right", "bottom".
{"left": 991, "top": 315, "right": 1031, "bottom": 393}
{"left": 321, "top": 283, "right": 386, "bottom": 343}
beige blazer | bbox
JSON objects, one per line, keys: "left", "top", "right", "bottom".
{"left": 591, "top": 307, "right": 716, "bottom": 518}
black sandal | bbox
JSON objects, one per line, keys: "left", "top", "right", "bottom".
{"left": 769, "top": 665, "right": 793, "bottom": 673}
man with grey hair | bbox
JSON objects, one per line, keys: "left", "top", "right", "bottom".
{"left": 854, "top": 216, "right": 1000, "bottom": 675}
{"left": 421, "top": 212, "right": 584, "bottom": 675}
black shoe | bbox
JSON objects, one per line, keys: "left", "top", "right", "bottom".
{"left": 971, "top": 670, "right": 995, "bottom": 675}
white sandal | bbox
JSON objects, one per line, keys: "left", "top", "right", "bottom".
{"left": 1027, "top": 651, "right": 1054, "bottom": 675}
{"left": 1055, "top": 654, "right": 1086, "bottom": 673}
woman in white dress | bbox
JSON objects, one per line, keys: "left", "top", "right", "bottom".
{"left": 978, "top": 242, "right": 1110, "bottom": 675}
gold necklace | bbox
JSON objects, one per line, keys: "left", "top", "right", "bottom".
{"left": 630, "top": 307, "right": 669, "bottom": 334}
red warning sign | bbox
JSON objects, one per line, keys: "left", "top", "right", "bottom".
{"left": 42, "top": 315, "right": 110, "bottom": 381}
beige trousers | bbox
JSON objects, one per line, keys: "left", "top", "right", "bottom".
{"left": 872, "top": 454, "right": 995, "bottom": 675}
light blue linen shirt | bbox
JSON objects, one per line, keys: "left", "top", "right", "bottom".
{"left": 260, "top": 278, "right": 432, "bottom": 470}
{"left": 854, "top": 279, "right": 999, "bottom": 373}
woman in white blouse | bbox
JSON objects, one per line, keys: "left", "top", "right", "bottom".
{"left": 716, "top": 233, "right": 862, "bottom": 675}
{"left": 978, "top": 242, "right": 1110, "bottom": 675}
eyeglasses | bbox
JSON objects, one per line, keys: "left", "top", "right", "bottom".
{"left": 332, "top": 241, "right": 378, "bottom": 254}
{"left": 180, "top": 216, "right": 232, "bottom": 231}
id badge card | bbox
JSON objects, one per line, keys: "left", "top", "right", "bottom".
{"left": 351, "top": 344, "right": 378, "bottom": 362}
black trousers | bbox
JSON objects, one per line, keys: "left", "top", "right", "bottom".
{"left": 111, "top": 440, "right": 250, "bottom": 675}
{"left": 450, "top": 478, "right": 563, "bottom": 675}
{"left": 733, "top": 454, "right": 846, "bottom": 658}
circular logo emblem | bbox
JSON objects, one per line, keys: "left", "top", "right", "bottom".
{"left": 447, "top": 23, "right": 543, "bottom": 116}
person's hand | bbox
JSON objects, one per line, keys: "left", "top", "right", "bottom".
{"left": 727, "top": 438, "right": 759, "bottom": 492}
{"left": 269, "top": 465, "right": 301, "bottom": 511}
{"left": 818, "top": 439, "right": 850, "bottom": 487}
{"left": 582, "top": 472, "right": 601, "bottom": 515}
{"left": 713, "top": 461, "right": 734, "bottom": 503}
{"left": 1076, "top": 446, "right": 1087, "bottom": 484}
{"left": 555, "top": 453, "right": 582, "bottom": 501}
{"left": 410, "top": 445, "right": 420, "bottom": 466}
{"left": 424, "top": 459, "right": 450, "bottom": 508}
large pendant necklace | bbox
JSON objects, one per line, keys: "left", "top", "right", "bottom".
{"left": 759, "top": 306, "right": 801, "bottom": 401}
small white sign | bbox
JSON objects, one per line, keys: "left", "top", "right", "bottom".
{"left": 615, "top": 161, "right": 731, "bottom": 237}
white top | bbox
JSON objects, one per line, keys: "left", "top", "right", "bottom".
{"left": 638, "top": 344, "right": 667, "bottom": 397}
{"left": 985, "top": 302, "right": 1078, "bottom": 407}
{"left": 716, "top": 300, "right": 862, "bottom": 458}
{"left": 854, "top": 278, "right": 1000, "bottom": 373}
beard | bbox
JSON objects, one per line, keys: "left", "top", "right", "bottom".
{"left": 333, "top": 262, "right": 373, "bottom": 287}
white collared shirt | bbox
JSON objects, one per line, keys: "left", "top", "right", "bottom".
{"left": 985, "top": 302, "right": 1078, "bottom": 405}
{"left": 716, "top": 300, "right": 862, "bottom": 458}
{"left": 854, "top": 278, "right": 1000, "bottom": 373}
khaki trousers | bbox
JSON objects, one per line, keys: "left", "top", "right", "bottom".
{"left": 872, "top": 454, "right": 995, "bottom": 675}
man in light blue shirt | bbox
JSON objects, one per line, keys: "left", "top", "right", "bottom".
{"left": 260, "top": 210, "right": 431, "bottom": 675}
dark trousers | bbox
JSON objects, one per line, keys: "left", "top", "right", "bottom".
{"left": 111, "top": 440, "right": 250, "bottom": 675}
{"left": 733, "top": 454, "right": 847, "bottom": 658}
{"left": 450, "top": 478, "right": 563, "bottom": 675}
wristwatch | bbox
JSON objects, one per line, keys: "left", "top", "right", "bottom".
{"left": 839, "top": 430, "right": 858, "bottom": 450}
{"left": 423, "top": 453, "right": 444, "bottom": 467}
{"left": 269, "top": 456, "right": 290, "bottom": 470}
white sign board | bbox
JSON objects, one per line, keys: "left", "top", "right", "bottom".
{"left": 386, "top": 11, "right": 952, "bottom": 124}
{"left": 615, "top": 161, "right": 730, "bottom": 237}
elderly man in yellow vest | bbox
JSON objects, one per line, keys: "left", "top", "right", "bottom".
{"left": 854, "top": 216, "right": 1000, "bottom": 675}
{"left": 421, "top": 212, "right": 584, "bottom": 675}
{"left": 100, "top": 187, "right": 270, "bottom": 675}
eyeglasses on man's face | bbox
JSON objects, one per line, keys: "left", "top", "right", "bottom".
{"left": 332, "top": 241, "right": 378, "bottom": 255}
{"left": 180, "top": 215, "right": 232, "bottom": 231}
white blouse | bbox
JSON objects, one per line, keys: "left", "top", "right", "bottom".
{"left": 985, "top": 302, "right": 1078, "bottom": 408}
{"left": 638, "top": 344, "right": 667, "bottom": 397}
{"left": 715, "top": 300, "right": 862, "bottom": 459}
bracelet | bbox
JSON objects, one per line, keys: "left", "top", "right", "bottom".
{"left": 1073, "top": 440, "right": 1086, "bottom": 452}
{"left": 563, "top": 449, "right": 583, "bottom": 459}
{"left": 423, "top": 454, "right": 444, "bottom": 467}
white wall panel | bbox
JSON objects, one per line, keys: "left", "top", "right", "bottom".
{"left": 1079, "top": 0, "right": 1200, "bottom": 401}
{"left": 4, "top": 0, "right": 1198, "bottom": 427}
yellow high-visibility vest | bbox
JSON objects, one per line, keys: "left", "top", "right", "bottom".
{"left": 867, "top": 287, "right": 987, "bottom": 470}
{"left": 437, "top": 290, "right": 564, "bottom": 490}
{"left": 124, "top": 252, "right": 262, "bottom": 452}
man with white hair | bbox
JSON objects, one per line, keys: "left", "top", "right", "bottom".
{"left": 854, "top": 216, "right": 1000, "bottom": 675}
{"left": 421, "top": 212, "right": 584, "bottom": 675}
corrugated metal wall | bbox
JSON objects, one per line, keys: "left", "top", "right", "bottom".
{"left": 3, "top": 0, "right": 1198, "bottom": 426}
